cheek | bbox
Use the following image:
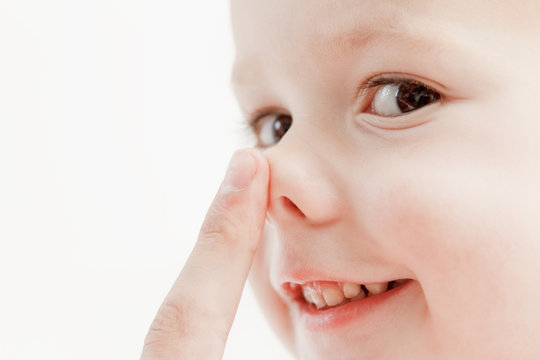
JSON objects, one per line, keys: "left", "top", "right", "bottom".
{"left": 362, "top": 157, "right": 540, "bottom": 350}
{"left": 374, "top": 168, "right": 511, "bottom": 274}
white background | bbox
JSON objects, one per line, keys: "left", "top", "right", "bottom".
{"left": 0, "top": 1, "right": 293, "bottom": 359}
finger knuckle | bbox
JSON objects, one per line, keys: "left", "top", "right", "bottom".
{"left": 143, "top": 301, "right": 191, "bottom": 348}
{"left": 142, "top": 300, "right": 230, "bottom": 358}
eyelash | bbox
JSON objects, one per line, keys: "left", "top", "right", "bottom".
{"left": 358, "top": 76, "right": 419, "bottom": 97}
{"left": 243, "top": 75, "right": 442, "bottom": 142}
{"left": 245, "top": 107, "right": 282, "bottom": 130}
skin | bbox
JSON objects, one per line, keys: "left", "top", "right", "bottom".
{"left": 141, "top": 1, "right": 540, "bottom": 359}
{"left": 232, "top": 0, "right": 540, "bottom": 359}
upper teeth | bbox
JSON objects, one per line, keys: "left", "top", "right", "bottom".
{"left": 299, "top": 279, "right": 407, "bottom": 309}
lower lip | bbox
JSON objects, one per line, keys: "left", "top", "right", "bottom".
{"left": 293, "top": 280, "right": 416, "bottom": 331}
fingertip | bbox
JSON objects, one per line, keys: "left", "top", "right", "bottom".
{"left": 201, "top": 148, "right": 269, "bottom": 245}
{"left": 242, "top": 148, "right": 270, "bottom": 210}
{"left": 240, "top": 147, "right": 269, "bottom": 183}
{"left": 222, "top": 148, "right": 269, "bottom": 193}
{"left": 222, "top": 150, "right": 257, "bottom": 191}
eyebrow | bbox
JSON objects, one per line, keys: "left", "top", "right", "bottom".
{"left": 231, "top": 26, "right": 448, "bottom": 88}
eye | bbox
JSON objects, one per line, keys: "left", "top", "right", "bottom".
{"left": 251, "top": 113, "right": 292, "bottom": 147}
{"left": 367, "top": 78, "right": 441, "bottom": 117}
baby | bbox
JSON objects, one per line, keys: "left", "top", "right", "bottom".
{"left": 142, "top": 1, "right": 540, "bottom": 359}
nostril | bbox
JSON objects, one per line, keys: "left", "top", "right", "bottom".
{"left": 280, "top": 196, "right": 306, "bottom": 218}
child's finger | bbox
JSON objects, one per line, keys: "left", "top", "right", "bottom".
{"left": 141, "top": 149, "right": 269, "bottom": 360}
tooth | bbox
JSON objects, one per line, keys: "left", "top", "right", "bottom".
{"left": 350, "top": 290, "right": 366, "bottom": 301}
{"left": 321, "top": 286, "right": 344, "bottom": 307}
{"left": 302, "top": 287, "right": 315, "bottom": 304}
{"left": 311, "top": 291, "right": 326, "bottom": 309}
{"left": 364, "top": 282, "right": 388, "bottom": 296}
{"left": 342, "top": 283, "right": 361, "bottom": 298}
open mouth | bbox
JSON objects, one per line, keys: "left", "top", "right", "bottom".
{"left": 286, "top": 279, "right": 412, "bottom": 310}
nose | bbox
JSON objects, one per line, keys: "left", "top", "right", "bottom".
{"left": 264, "top": 130, "right": 343, "bottom": 227}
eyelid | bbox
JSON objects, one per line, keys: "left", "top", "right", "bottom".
{"left": 356, "top": 73, "right": 445, "bottom": 95}
{"left": 357, "top": 74, "right": 440, "bottom": 99}
{"left": 246, "top": 108, "right": 270, "bottom": 128}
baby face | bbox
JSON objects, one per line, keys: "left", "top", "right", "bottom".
{"left": 231, "top": 1, "right": 540, "bottom": 359}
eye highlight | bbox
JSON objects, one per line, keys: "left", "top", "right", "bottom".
{"left": 360, "top": 76, "right": 442, "bottom": 117}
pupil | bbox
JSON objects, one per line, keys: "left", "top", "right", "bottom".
{"left": 273, "top": 115, "right": 292, "bottom": 141}
{"left": 396, "top": 83, "right": 440, "bottom": 113}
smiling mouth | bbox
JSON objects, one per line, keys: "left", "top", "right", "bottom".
{"left": 286, "top": 279, "right": 411, "bottom": 310}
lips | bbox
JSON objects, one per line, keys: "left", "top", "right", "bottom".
{"left": 281, "top": 278, "right": 415, "bottom": 330}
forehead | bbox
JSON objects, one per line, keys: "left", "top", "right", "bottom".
{"left": 231, "top": 0, "right": 417, "bottom": 81}
{"left": 231, "top": 0, "right": 539, "bottom": 86}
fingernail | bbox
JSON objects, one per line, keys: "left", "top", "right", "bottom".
{"left": 223, "top": 150, "right": 257, "bottom": 191}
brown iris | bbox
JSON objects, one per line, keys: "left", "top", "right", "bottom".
{"left": 271, "top": 114, "right": 292, "bottom": 142}
{"left": 395, "top": 82, "right": 441, "bottom": 113}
